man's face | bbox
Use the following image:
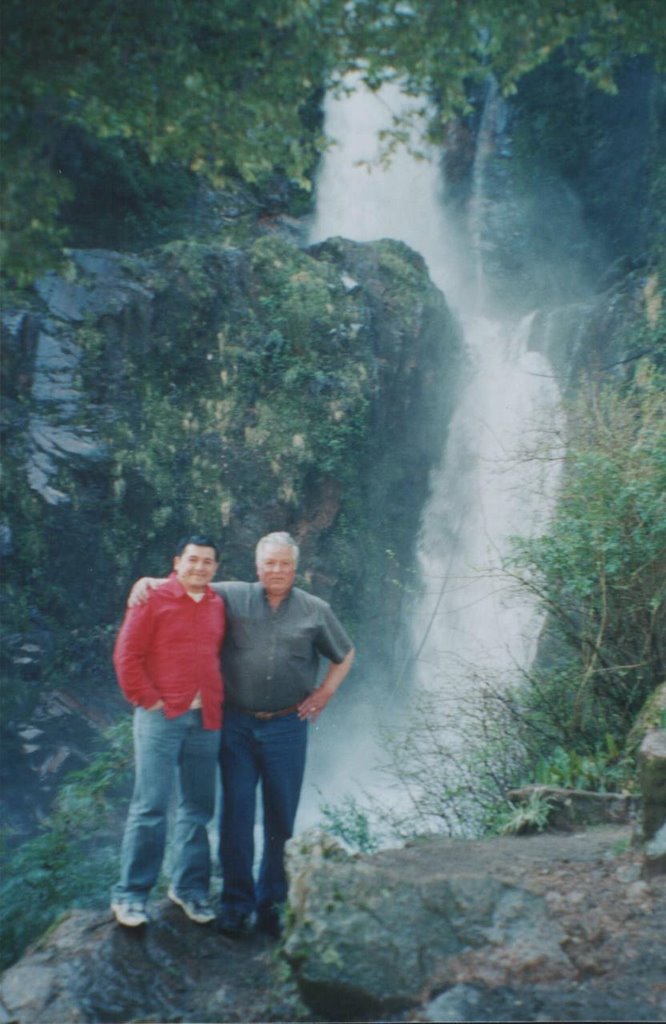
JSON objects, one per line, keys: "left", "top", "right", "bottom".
{"left": 173, "top": 544, "right": 218, "bottom": 594}
{"left": 257, "top": 543, "right": 296, "bottom": 601}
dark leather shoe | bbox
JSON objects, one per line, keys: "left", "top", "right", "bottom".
{"left": 255, "top": 905, "right": 282, "bottom": 938}
{"left": 216, "top": 906, "right": 252, "bottom": 938}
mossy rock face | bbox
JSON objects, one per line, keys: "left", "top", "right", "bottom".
{"left": 639, "top": 729, "right": 666, "bottom": 845}
{"left": 0, "top": 234, "right": 461, "bottom": 727}
{"left": 627, "top": 682, "right": 666, "bottom": 753}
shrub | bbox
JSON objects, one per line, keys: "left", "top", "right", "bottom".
{"left": 0, "top": 721, "right": 132, "bottom": 969}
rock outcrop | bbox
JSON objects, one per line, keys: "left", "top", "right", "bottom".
{"left": 3, "top": 824, "right": 665, "bottom": 1024}
{"left": 283, "top": 827, "right": 666, "bottom": 1022}
{"left": 0, "top": 901, "right": 303, "bottom": 1024}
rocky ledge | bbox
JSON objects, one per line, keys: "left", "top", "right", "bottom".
{"left": 1, "top": 822, "right": 665, "bottom": 1024}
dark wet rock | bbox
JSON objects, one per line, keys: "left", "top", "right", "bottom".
{"left": 0, "top": 901, "right": 307, "bottom": 1024}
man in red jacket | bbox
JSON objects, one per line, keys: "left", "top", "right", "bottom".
{"left": 110, "top": 535, "right": 225, "bottom": 928}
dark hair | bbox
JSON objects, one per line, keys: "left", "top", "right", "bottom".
{"left": 175, "top": 534, "right": 220, "bottom": 560}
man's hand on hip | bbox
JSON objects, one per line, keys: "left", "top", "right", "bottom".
{"left": 298, "top": 648, "right": 355, "bottom": 722}
{"left": 298, "top": 686, "right": 332, "bottom": 723}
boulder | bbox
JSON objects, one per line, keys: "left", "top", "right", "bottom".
{"left": 283, "top": 829, "right": 575, "bottom": 1018}
{"left": 283, "top": 826, "right": 666, "bottom": 1021}
{"left": 1, "top": 232, "right": 461, "bottom": 843}
{"left": 0, "top": 902, "right": 301, "bottom": 1024}
{"left": 3, "top": 824, "right": 665, "bottom": 1024}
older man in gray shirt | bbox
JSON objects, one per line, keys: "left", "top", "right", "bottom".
{"left": 130, "top": 531, "right": 354, "bottom": 938}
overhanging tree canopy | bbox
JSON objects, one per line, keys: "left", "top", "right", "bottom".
{"left": 2, "top": 0, "right": 665, "bottom": 283}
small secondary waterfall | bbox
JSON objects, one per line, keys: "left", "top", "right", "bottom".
{"left": 412, "top": 312, "right": 562, "bottom": 701}
{"left": 301, "top": 76, "right": 564, "bottom": 829}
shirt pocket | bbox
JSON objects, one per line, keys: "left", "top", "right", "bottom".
{"left": 283, "top": 633, "right": 317, "bottom": 678}
{"left": 288, "top": 638, "right": 313, "bottom": 661}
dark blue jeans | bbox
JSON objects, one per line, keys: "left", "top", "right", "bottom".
{"left": 219, "top": 709, "right": 307, "bottom": 915}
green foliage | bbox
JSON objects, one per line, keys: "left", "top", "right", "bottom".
{"left": 533, "top": 736, "right": 635, "bottom": 793}
{"left": 1, "top": 0, "right": 341, "bottom": 280}
{"left": 60, "top": 719, "right": 133, "bottom": 807}
{"left": 346, "top": 0, "right": 666, "bottom": 105}
{"left": 319, "top": 793, "right": 381, "bottom": 853}
{"left": 0, "top": 721, "right": 132, "bottom": 970}
{"left": 3, "top": 0, "right": 666, "bottom": 281}
{"left": 242, "top": 236, "right": 372, "bottom": 483}
{"left": 507, "top": 361, "right": 666, "bottom": 748}
{"left": 495, "top": 789, "right": 555, "bottom": 836}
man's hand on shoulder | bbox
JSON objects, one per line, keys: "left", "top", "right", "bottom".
{"left": 128, "top": 577, "right": 167, "bottom": 607}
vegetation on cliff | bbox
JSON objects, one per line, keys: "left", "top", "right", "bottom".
{"left": 0, "top": 232, "right": 457, "bottom": 716}
{"left": 508, "top": 365, "right": 666, "bottom": 745}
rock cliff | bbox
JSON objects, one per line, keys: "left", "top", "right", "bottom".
{"left": 0, "top": 230, "right": 460, "bottom": 844}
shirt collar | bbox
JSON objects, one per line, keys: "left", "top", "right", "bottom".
{"left": 260, "top": 583, "right": 294, "bottom": 612}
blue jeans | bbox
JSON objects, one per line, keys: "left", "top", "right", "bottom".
{"left": 112, "top": 707, "right": 220, "bottom": 903}
{"left": 219, "top": 709, "right": 307, "bottom": 915}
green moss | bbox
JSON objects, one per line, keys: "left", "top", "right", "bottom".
{"left": 627, "top": 683, "right": 666, "bottom": 752}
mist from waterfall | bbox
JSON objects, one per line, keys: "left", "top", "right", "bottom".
{"left": 297, "top": 76, "right": 565, "bottom": 832}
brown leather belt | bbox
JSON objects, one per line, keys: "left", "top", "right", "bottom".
{"left": 233, "top": 703, "right": 301, "bottom": 721}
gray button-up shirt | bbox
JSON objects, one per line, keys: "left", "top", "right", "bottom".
{"left": 213, "top": 581, "right": 353, "bottom": 712}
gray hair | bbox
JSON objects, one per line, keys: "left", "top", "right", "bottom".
{"left": 255, "top": 531, "right": 300, "bottom": 567}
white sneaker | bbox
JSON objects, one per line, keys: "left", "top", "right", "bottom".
{"left": 167, "top": 885, "right": 216, "bottom": 924}
{"left": 111, "top": 900, "right": 148, "bottom": 927}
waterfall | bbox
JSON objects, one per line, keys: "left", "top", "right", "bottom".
{"left": 300, "top": 75, "right": 564, "bottom": 831}
{"left": 412, "top": 312, "right": 562, "bottom": 701}
{"left": 309, "top": 76, "right": 462, "bottom": 301}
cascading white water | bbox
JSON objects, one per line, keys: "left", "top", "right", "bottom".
{"left": 310, "top": 75, "right": 562, "bottom": 691}
{"left": 298, "top": 75, "right": 564, "bottom": 830}
{"left": 413, "top": 313, "right": 562, "bottom": 700}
